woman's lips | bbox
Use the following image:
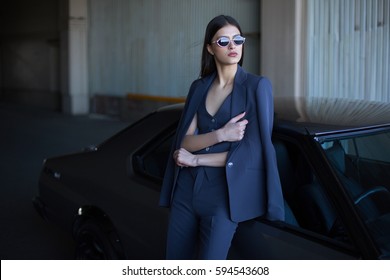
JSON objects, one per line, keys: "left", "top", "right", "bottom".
{"left": 228, "top": 52, "right": 238, "bottom": 57}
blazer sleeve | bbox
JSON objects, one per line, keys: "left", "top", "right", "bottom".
{"left": 256, "top": 77, "right": 285, "bottom": 221}
{"left": 158, "top": 80, "right": 199, "bottom": 207}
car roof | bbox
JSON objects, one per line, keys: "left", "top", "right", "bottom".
{"left": 156, "top": 96, "right": 390, "bottom": 137}
{"left": 273, "top": 96, "right": 390, "bottom": 136}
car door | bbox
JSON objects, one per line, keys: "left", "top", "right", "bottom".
{"left": 227, "top": 137, "right": 361, "bottom": 260}
{"left": 229, "top": 219, "right": 359, "bottom": 259}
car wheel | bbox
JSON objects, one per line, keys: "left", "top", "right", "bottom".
{"left": 75, "top": 219, "right": 120, "bottom": 259}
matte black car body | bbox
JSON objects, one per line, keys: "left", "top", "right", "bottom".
{"left": 34, "top": 97, "right": 390, "bottom": 259}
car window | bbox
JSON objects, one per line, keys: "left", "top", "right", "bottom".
{"left": 321, "top": 130, "right": 390, "bottom": 256}
{"left": 132, "top": 130, "right": 175, "bottom": 184}
{"left": 343, "top": 133, "right": 390, "bottom": 162}
{"left": 142, "top": 136, "right": 173, "bottom": 180}
{"left": 273, "top": 138, "right": 351, "bottom": 245}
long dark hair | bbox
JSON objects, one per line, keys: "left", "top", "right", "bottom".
{"left": 200, "top": 15, "right": 245, "bottom": 78}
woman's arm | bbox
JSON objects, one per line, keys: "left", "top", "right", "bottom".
{"left": 173, "top": 148, "right": 228, "bottom": 167}
{"left": 181, "top": 112, "right": 248, "bottom": 152}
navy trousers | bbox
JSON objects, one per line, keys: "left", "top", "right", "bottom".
{"left": 166, "top": 166, "right": 237, "bottom": 260}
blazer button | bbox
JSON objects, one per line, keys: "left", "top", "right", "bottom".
{"left": 227, "top": 162, "right": 233, "bottom": 168}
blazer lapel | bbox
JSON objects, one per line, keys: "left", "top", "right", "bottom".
{"left": 229, "top": 66, "right": 248, "bottom": 151}
{"left": 230, "top": 66, "right": 247, "bottom": 119}
{"left": 187, "top": 74, "right": 215, "bottom": 119}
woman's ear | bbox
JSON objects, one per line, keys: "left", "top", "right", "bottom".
{"left": 207, "top": 44, "right": 214, "bottom": 56}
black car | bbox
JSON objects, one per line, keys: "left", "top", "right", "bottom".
{"left": 33, "top": 96, "right": 390, "bottom": 259}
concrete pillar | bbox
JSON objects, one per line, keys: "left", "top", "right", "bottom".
{"left": 62, "top": 0, "right": 89, "bottom": 114}
{"left": 261, "top": 0, "right": 307, "bottom": 97}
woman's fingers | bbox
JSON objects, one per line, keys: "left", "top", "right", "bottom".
{"left": 229, "top": 112, "right": 246, "bottom": 123}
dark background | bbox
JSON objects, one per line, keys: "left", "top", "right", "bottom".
{"left": 0, "top": 103, "right": 129, "bottom": 259}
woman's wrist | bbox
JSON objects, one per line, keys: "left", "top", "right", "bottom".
{"left": 193, "top": 155, "right": 198, "bottom": 167}
{"left": 215, "top": 128, "right": 225, "bottom": 143}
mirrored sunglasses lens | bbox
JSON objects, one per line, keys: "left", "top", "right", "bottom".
{"left": 233, "top": 37, "right": 245, "bottom": 45}
{"left": 217, "top": 38, "right": 230, "bottom": 47}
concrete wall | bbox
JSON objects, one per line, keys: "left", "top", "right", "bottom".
{"left": 0, "top": 0, "right": 62, "bottom": 110}
{"left": 261, "top": 0, "right": 302, "bottom": 97}
{"left": 1, "top": 0, "right": 387, "bottom": 117}
{"left": 87, "top": 0, "right": 261, "bottom": 119}
{"left": 88, "top": 0, "right": 260, "bottom": 99}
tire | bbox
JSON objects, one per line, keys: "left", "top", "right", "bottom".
{"left": 75, "top": 219, "right": 121, "bottom": 259}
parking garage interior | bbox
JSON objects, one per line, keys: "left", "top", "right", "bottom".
{"left": 0, "top": 0, "right": 389, "bottom": 259}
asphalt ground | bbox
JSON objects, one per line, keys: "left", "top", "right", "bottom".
{"left": 0, "top": 103, "right": 130, "bottom": 259}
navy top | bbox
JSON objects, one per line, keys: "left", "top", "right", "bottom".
{"left": 187, "top": 92, "right": 233, "bottom": 182}
{"left": 195, "top": 92, "right": 232, "bottom": 155}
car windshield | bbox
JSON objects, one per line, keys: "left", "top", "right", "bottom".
{"left": 320, "top": 129, "right": 390, "bottom": 258}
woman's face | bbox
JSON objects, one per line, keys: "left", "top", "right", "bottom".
{"left": 207, "top": 24, "right": 243, "bottom": 67}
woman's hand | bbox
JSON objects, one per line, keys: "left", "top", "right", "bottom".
{"left": 218, "top": 112, "right": 248, "bottom": 142}
{"left": 173, "top": 148, "right": 198, "bottom": 167}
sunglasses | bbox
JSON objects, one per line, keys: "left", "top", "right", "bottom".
{"left": 212, "top": 35, "right": 246, "bottom": 48}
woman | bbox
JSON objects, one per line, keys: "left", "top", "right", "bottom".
{"left": 159, "top": 15, "right": 284, "bottom": 259}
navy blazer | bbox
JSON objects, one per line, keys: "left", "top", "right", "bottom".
{"left": 159, "top": 66, "right": 285, "bottom": 222}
